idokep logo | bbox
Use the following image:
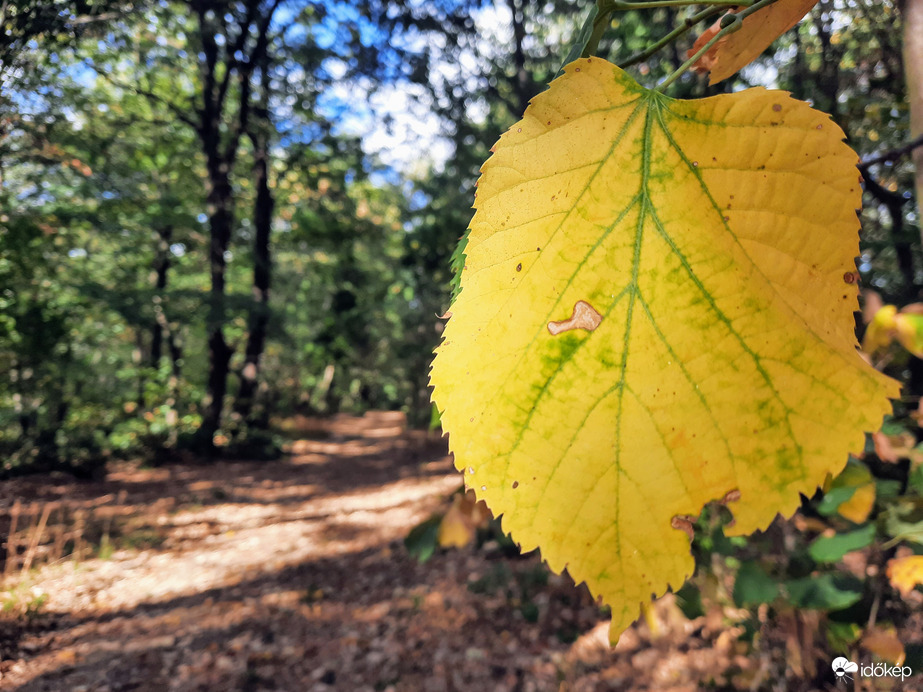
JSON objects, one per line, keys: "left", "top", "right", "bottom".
{"left": 832, "top": 656, "right": 913, "bottom": 682}
{"left": 832, "top": 657, "right": 858, "bottom": 680}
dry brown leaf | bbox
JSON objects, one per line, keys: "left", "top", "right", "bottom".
{"left": 688, "top": 14, "right": 727, "bottom": 75}
{"left": 873, "top": 431, "right": 900, "bottom": 463}
{"left": 690, "top": 0, "right": 819, "bottom": 85}
{"left": 862, "top": 627, "right": 906, "bottom": 666}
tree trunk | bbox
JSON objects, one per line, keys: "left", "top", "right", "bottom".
{"left": 235, "top": 115, "right": 274, "bottom": 426}
{"left": 905, "top": 0, "right": 923, "bottom": 232}
{"left": 507, "top": 0, "right": 532, "bottom": 115}
{"left": 811, "top": 2, "right": 842, "bottom": 119}
{"left": 189, "top": 0, "right": 277, "bottom": 450}
{"left": 151, "top": 224, "right": 172, "bottom": 369}
{"left": 198, "top": 162, "right": 235, "bottom": 447}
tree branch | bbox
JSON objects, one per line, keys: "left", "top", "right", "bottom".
{"left": 859, "top": 134, "right": 923, "bottom": 170}
{"left": 96, "top": 70, "right": 198, "bottom": 130}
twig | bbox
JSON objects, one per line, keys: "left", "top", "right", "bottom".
{"left": 619, "top": 5, "right": 725, "bottom": 69}
{"left": 656, "top": 0, "right": 780, "bottom": 91}
{"left": 862, "top": 168, "right": 916, "bottom": 298}
{"left": 96, "top": 70, "right": 198, "bottom": 130}
{"left": 73, "top": 509, "right": 86, "bottom": 562}
{"left": 4, "top": 500, "right": 21, "bottom": 577}
{"left": 859, "top": 134, "right": 923, "bottom": 170}
{"left": 20, "top": 503, "right": 53, "bottom": 577}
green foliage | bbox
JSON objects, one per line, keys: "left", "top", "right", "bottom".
{"left": 808, "top": 525, "right": 876, "bottom": 564}
{"left": 1, "top": 0, "right": 488, "bottom": 467}
{"left": 0, "top": 583, "right": 48, "bottom": 621}
{"left": 733, "top": 562, "right": 779, "bottom": 608}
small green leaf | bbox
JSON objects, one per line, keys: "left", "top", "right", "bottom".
{"left": 817, "top": 486, "right": 859, "bottom": 517}
{"left": 808, "top": 524, "right": 876, "bottom": 563}
{"left": 555, "top": 5, "right": 599, "bottom": 78}
{"left": 448, "top": 230, "right": 469, "bottom": 300}
{"left": 786, "top": 573, "right": 864, "bottom": 611}
{"left": 827, "top": 621, "right": 862, "bottom": 651}
{"left": 909, "top": 464, "right": 923, "bottom": 496}
{"left": 884, "top": 500, "right": 923, "bottom": 546}
{"left": 674, "top": 581, "right": 705, "bottom": 619}
{"left": 880, "top": 417, "right": 907, "bottom": 435}
{"left": 733, "top": 561, "right": 779, "bottom": 607}
{"left": 876, "top": 479, "right": 904, "bottom": 501}
{"left": 404, "top": 515, "right": 441, "bottom": 563}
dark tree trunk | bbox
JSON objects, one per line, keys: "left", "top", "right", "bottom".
{"left": 811, "top": 2, "right": 842, "bottom": 118}
{"left": 188, "top": 0, "right": 277, "bottom": 451}
{"left": 198, "top": 161, "right": 235, "bottom": 445}
{"left": 507, "top": 0, "right": 532, "bottom": 115}
{"left": 151, "top": 224, "right": 172, "bottom": 369}
{"left": 235, "top": 110, "right": 274, "bottom": 426}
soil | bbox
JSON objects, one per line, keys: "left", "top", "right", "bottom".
{"left": 0, "top": 413, "right": 896, "bottom": 691}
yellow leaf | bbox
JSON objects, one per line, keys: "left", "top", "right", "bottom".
{"left": 437, "top": 490, "right": 491, "bottom": 548}
{"left": 692, "top": 0, "right": 819, "bottom": 86}
{"left": 862, "top": 627, "right": 906, "bottom": 666}
{"left": 826, "top": 458, "right": 877, "bottom": 523}
{"left": 430, "top": 58, "right": 897, "bottom": 643}
{"left": 838, "top": 482, "right": 876, "bottom": 524}
{"left": 887, "top": 555, "right": 923, "bottom": 597}
{"left": 437, "top": 500, "right": 474, "bottom": 548}
{"left": 862, "top": 304, "right": 898, "bottom": 353}
{"left": 895, "top": 312, "right": 923, "bottom": 357}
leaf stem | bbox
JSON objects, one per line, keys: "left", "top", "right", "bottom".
{"left": 654, "top": 0, "right": 780, "bottom": 92}
{"left": 586, "top": 0, "right": 756, "bottom": 60}
{"left": 618, "top": 5, "right": 725, "bottom": 69}
{"left": 583, "top": 1, "right": 613, "bottom": 58}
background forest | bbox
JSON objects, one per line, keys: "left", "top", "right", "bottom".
{"left": 0, "top": 0, "right": 915, "bottom": 473}
{"left": 3, "top": 0, "right": 923, "bottom": 689}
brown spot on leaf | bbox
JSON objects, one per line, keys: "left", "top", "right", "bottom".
{"left": 547, "top": 300, "right": 603, "bottom": 335}
{"left": 843, "top": 271, "right": 860, "bottom": 284}
{"left": 512, "top": 481, "right": 519, "bottom": 489}
{"left": 516, "top": 263, "right": 522, "bottom": 272}
{"left": 671, "top": 515, "right": 695, "bottom": 541}
{"left": 722, "top": 489, "right": 741, "bottom": 504}
{"left": 772, "top": 103, "right": 782, "bottom": 112}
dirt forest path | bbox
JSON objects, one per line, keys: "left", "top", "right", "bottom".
{"left": 0, "top": 413, "right": 756, "bottom": 692}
